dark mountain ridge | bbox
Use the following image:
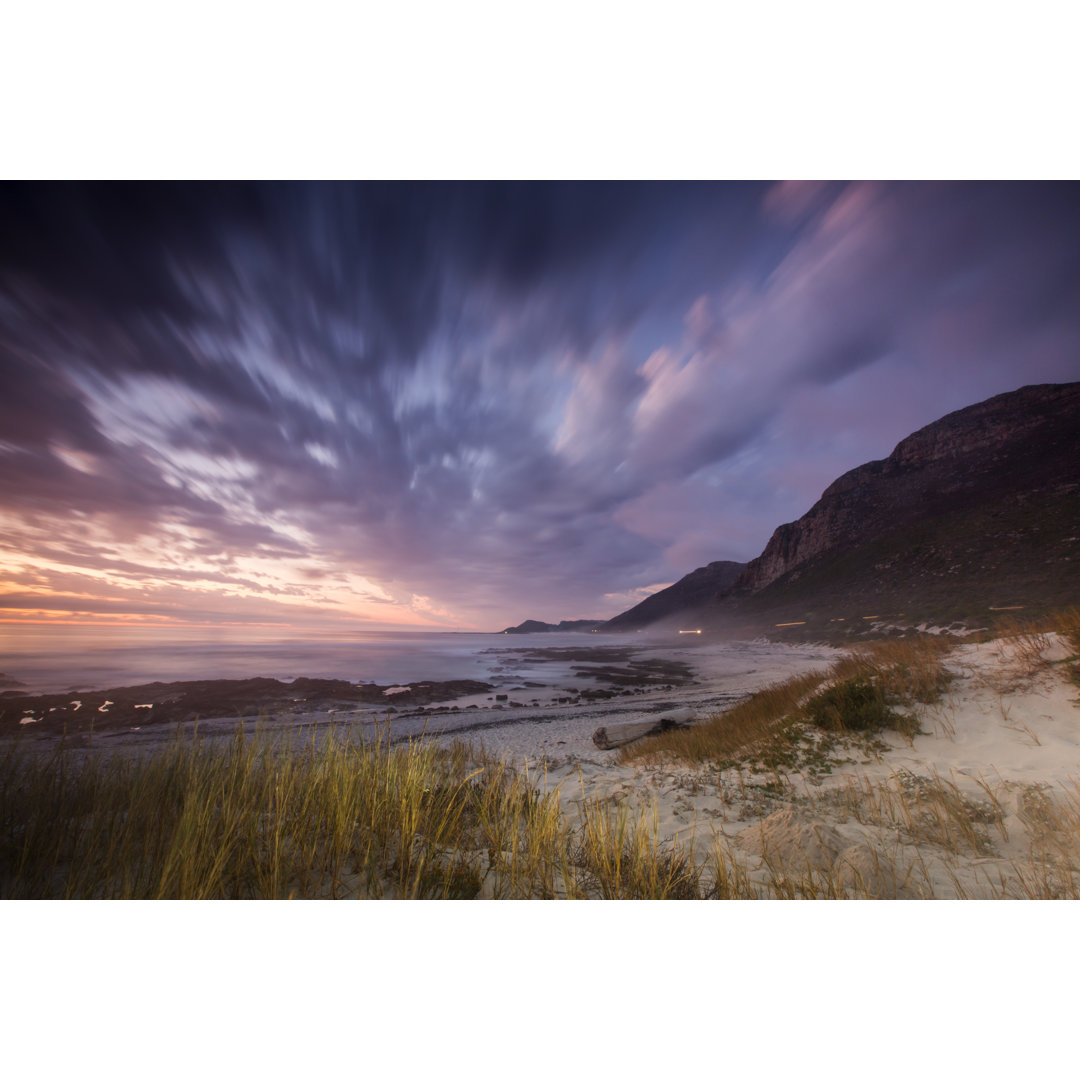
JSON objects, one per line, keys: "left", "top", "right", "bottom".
{"left": 601, "top": 560, "right": 746, "bottom": 631}
{"left": 500, "top": 618, "right": 605, "bottom": 635}
{"left": 605, "top": 381, "right": 1080, "bottom": 636}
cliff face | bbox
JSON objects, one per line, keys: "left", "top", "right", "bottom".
{"left": 602, "top": 381, "right": 1080, "bottom": 633}
{"left": 732, "top": 382, "right": 1080, "bottom": 596}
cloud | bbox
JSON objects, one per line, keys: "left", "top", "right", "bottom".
{"left": 1, "top": 182, "right": 1079, "bottom": 628}
{"left": 761, "top": 179, "right": 836, "bottom": 224}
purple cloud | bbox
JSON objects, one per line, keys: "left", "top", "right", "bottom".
{"left": 1, "top": 182, "right": 1078, "bottom": 629}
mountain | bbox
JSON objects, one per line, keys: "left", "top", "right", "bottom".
{"left": 500, "top": 618, "right": 605, "bottom": 635}
{"left": 605, "top": 382, "right": 1080, "bottom": 636}
{"left": 601, "top": 560, "right": 747, "bottom": 631}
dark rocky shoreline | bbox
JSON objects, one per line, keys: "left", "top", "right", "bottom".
{"left": 1, "top": 644, "right": 702, "bottom": 746}
{"left": 0, "top": 676, "right": 495, "bottom": 737}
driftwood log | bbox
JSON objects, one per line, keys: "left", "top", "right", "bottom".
{"left": 592, "top": 708, "right": 695, "bottom": 750}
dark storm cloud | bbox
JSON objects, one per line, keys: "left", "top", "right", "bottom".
{"left": 1, "top": 181, "right": 768, "bottom": 364}
{"left": 2, "top": 181, "right": 1079, "bottom": 626}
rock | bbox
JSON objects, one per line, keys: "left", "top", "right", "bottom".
{"left": 501, "top": 620, "right": 556, "bottom": 635}
{"left": 734, "top": 383, "right": 1080, "bottom": 597}
{"left": 0, "top": 676, "right": 496, "bottom": 733}
{"left": 592, "top": 709, "right": 696, "bottom": 750}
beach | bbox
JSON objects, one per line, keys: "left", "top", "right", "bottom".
{"left": 4, "top": 628, "right": 1080, "bottom": 899}
{"left": 1, "top": 631, "right": 839, "bottom": 746}
{"left": 496, "top": 632, "right": 1080, "bottom": 899}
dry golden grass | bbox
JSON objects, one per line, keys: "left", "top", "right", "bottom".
{"left": 621, "top": 634, "right": 954, "bottom": 769}
{"left": 618, "top": 670, "right": 828, "bottom": 767}
{"left": 0, "top": 723, "right": 720, "bottom": 899}
{"left": 839, "top": 635, "right": 955, "bottom": 703}
{"left": 972, "top": 608, "right": 1080, "bottom": 683}
{"left": 0, "top": 724, "right": 563, "bottom": 899}
{"left": 569, "top": 796, "right": 704, "bottom": 899}
{"left": 821, "top": 769, "right": 1001, "bottom": 857}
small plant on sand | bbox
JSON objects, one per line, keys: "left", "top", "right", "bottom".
{"left": 803, "top": 676, "right": 919, "bottom": 738}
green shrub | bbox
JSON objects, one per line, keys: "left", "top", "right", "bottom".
{"left": 803, "top": 677, "right": 916, "bottom": 737}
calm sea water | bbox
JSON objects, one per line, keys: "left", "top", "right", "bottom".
{"left": 0, "top": 627, "right": 842, "bottom": 754}
{"left": 0, "top": 625, "right": 838, "bottom": 705}
{"left": 0, "top": 626, "right": 536, "bottom": 694}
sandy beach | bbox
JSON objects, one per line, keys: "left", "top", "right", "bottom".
{"left": 5, "top": 629, "right": 1079, "bottom": 899}
{"left": 464, "top": 632, "right": 1080, "bottom": 899}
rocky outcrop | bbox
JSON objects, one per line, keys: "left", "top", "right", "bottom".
{"left": 732, "top": 382, "right": 1080, "bottom": 596}
{"left": 0, "top": 676, "right": 496, "bottom": 733}
{"left": 603, "top": 381, "right": 1080, "bottom": 632}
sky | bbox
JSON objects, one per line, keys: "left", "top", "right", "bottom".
{"left": 1, "top": 180, "right": 1079, "bottom": 633}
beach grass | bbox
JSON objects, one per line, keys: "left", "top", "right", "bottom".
{"left": 619, "top": 634, "right": 954, "bottom": 769}
{"left": 0, "top": 722, "right": 713, "bottom": 899}
{"left": 4, "top": 622, "right": 1080, "bottom": 899}
{"left": 0, "top": 724, "right": 518, "bottom": 899}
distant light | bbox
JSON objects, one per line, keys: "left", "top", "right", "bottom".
{"left": 774, "top": 621, "right": 806, "bottom": 627}
{"left": 678, "top": 629, "right": 702, "bottom": 634}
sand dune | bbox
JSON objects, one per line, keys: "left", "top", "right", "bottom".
{"left": 471, "top": 633, "right": 1080, "bottom": 899}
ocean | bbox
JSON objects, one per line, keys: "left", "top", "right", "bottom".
{"left": 0, "top": 624, "right": 842, "bottom": 756}
{"left": 0, "top": 623, "right": 839, "bottom": 700}
{"left": 0, "top": 625, "right": 544, "bottom": 694}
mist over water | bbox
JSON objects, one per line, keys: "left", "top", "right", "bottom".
{"left": 0, "top": 626, "right": 517, "bottom": 694}
{"left": 0, "top": 624, "right": 847, "bottom": 763}
{"left": 0, "top": 625, "right": 841, "bottom": 738}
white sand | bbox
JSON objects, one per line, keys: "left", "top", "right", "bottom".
{"left": 457, "top": 633, "right": 1080, "bottom": 899}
